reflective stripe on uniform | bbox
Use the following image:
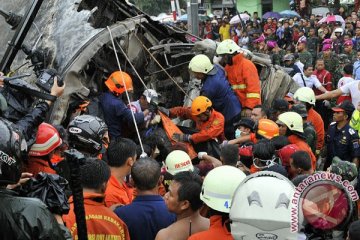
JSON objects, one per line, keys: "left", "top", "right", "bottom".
{"left": 246, "top": 93, "right": 260, "bottom": 98}
{"left": 231, "top": 84, "right": 246, "bottom": 90}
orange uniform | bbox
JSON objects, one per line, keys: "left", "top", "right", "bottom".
{"left": 188, "top": 215, "right": 234, "bottom": 240}
{"left": 307, "top": 108, "right": 325, "bottom": 150}
{"left": 169, "top": 107, "right": 225, "bottom": 144}
{"left": 224, "top": 53, "right": 261, "bottom": 109}
{"left": 104, "top": 175, "right": 134, "bottom": 207}
{"left": 288, "top": 135, "right": 317, "bottom": 170}
{"left": 24, "top": 157, "right": 56, "bottom": 176}
{"left": 63, "top": 193, "right": 130, "bottom": 240}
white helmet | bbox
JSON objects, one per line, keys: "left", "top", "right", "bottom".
{"left": 334, "top": 27, "right": 343, "bottom": 34}
{"left": 200, "top": 166, "right": 246, "bottom": 213}
{"left": 143, "top": 89, "right": 158, "bottom": 103}
{"left": 216, "top": 39, "right": 241, "bottom": 55}
{"left": 188, "top": 54, "right": 214, "bottom": 74}
{"left": 278, "top": 112, "right": 304, "bottom": 133}
{"left": 165, "top": 150, "right": 194, "bottom": 175}
{"left": 293, "top": 87, "right": 316, "bottom": 105}
{"left": 230, "top": 171, "right": 298, "bottom": 240}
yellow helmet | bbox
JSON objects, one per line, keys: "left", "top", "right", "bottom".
{"left": 191, "top": 96, "right": 212, "bottom": 116}
{"left": 201, "top": 166, "right": 246, "bottom": 213}
{"left": 278, "top": 112, "right": 304, "bottom": 133}
{"left": 189, "top": 54, "right": 214, "bottom": 74}
{"left": 216, "top": 39, "right": 241, "bottom": 55}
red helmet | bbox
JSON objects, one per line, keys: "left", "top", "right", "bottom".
{"left": 29, "top": 123, "right": 62, "bottom": 156}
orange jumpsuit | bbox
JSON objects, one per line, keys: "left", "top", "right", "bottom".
{"left": 224, "top": 53, "right": 261, "bottom": 109}
{"left": 288, "top": 135, "right": 317, "bottom": 170}
{"left": 63, "top": 192, "right": 130, "bottom": 240}
{"left": 188, "top": 215, "right": 234, "bottom": 240}
{"left": 24, "top": 157, "right": 56, "bottom": 176}
{"left": 169, "top": 107, "right": 225, "bottom": 144}
{"left": 104, "top": 175, "right": 134, "bottom": 207}
{"left": 307, "top": 108, "right": 325, "bottom": 150}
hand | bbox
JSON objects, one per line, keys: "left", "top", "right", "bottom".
{"left": 148, "top": 100, "right": 158, "bottom": 113}
{"left": 172, "top": 133, "right": 190, "bottom": 142}
{"left": 158, "top": 106, "right": 170, "bottom": 117}
{"left": 50, "top": 77, "right": 65, "bottom": 97}
{"left": 241, "top": 109, "right": 252, "bottom": 118}
{"left": 198, "top": 152, "right": 207, "bottom": 160}
{"left": 323, "top": 100, "right": 331, "bottom": 108}
{"left": 7, "top": 172, "right": 33, "bottom": 189}
{"left": 150, "top": 115, "right": 161, "bottom": 125}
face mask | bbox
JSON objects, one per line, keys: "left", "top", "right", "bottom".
{"left": 235, "top": 129, "right": 242, "bottom": 138}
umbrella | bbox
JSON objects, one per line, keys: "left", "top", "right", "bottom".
{"left": 179, "top": 14, "right": 210, "bottom": 22}
{"left": 312, "top": 7, "right": 330, "bottom": 17}
{"left": 262, "top": 11, "right": 282, "bottom": 20}
{"left": 280, "top": 10, "right": 300, "bottom": 18}
{"left": 230, "top": 13, "right": 250, "bottom": 24}
{"left": 318, "top": 15, "right": 345, "bottom": 24}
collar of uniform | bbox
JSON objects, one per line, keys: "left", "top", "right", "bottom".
{"left": 209, "top": 215, "right": 232, "bottom": 235}
{"left": 68, "top": 192, "right": 105, "bottom": 205}
{"left": 133, "top": 195, "right": 164, "bottom": 202}
{"left": 207, "top": 65, "right": 218, "bottom": 76}
{"left": 232, "top": 53, "right": 244, "bottom": 65}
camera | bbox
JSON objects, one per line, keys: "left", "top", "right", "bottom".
{"left": 36, "top": 69, "right": 63, "bottom": 92}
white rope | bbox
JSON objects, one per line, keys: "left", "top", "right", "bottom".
{"left": 107, "top": 26, "right": 146, "bottom": 156}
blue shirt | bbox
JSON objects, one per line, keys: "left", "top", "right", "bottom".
{"left": 99, "top": 92, "right": 145, "bottom": 139}
{"left": 353, "top": 60, "right": 360, "bottom": 80}
{"left": 201, "top": 65, "right": 242, "bottom": 122}
{"left": 115, "top": 195, "right": 176, "bottom": 240}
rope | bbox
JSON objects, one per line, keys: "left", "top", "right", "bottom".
{"left": 132, "top": 31, "right": 191, "bottom": 99}
{"left": 107, "top": 26, "right": 146, "bottom": 155}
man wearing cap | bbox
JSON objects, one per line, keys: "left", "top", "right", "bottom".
{"left": 296, "top": 36, "right": 313, "bottom": 66}
{"left": 291, "top": 103, "right": 317, "bottom": 154}
{"left": 325, "top": 100, "right": 360, "bottom": 169}
{"left": 283, "top": 54, "right": 301, "bottom": 77}
{"left": 267, "top": 41, "right": 285, "bottom": 66}
{"left": 342, "top": 39, "right": 357, "bottom": 63}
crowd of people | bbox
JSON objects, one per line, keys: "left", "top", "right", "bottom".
{"left": 2, "top": 5, "right": 360, "bottom": 240}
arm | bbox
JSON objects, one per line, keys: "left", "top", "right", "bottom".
{"left": 315, "top": 89, "right": 343, "bottom": 101}
{"left": 155, "top": 229, "right": 168, "bottom": 240}
{"left": 169, "top": 106, "right": 192, "bottom": 120}
{"left": 244, "top": 61, "right": 261, "bottom": 109}
{"left": 201, "top": 153, "right": 223, "bottom": 167}
{"left": 228, "top": 134, "right": 251, "bottom": 145}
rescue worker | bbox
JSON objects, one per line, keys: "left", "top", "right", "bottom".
{"left": 325, "top": 101, "right": 360, "bottom": 169}
{"left": 25, "top": 123, "right": 63, "bottom": 176}
{"left": 0, "top": 119, "right": 66, "bottom": 239}
{"left": 291, "top": 103, "right": 317, "bottom": 154}
{"left": 188, "top": 54, "right": 242, "bottom": 139}
{"left": 276, "top": 111, "right": 317, "bottom": 170}
{"left": 63, "top": 158, "right": 130, "bottom": 240}
{"left": 159, "top": 96, "right": 224, "bottom": 147}
{"left": 216, "top": 39, "right": 261, "bottom": 117}
{"left": 350, "top": 101, "right": 360, "bottom": 134}
{"left": 296, "top": 36, "right": 313, "bottom": 66}
{"left": 293, "top": 87, "right": 325, "bottom": 156}
{"left": 188, "top": 166, "right": 246, "bottom": 240}
{"left": 99, "top": 71, "right": 154, "bottom": 140}
{"left": 155, "top": 171, "right": 210, "bottom": 240}
{"left": 233, "top": 118, "right": 255, "bottom": 139}
{"left": 67, "top": 115, "right": 109, "bottom": 158}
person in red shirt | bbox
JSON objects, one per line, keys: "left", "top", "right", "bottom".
{"left": 25, "top": 123, "right": 62, "bottom": 176}
{"left": 216, "top": 39, "right": 261, "bottom": 117}
{"left": 293, "top": 87, "right": 325, "bottom": 155}
{"left": 276, "top": 112, "right": 317, "bottom": 170}
{"left": 104, "top": 138, "right": 137, "bottom": 208}
{"left": 63, "top": 158, "right": 130, "bottom": 240}
{"left": 188, "top": 166, "right": 246, "bottom": 240}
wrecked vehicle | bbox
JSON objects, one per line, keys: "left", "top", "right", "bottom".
{"left": 0, "top": 0, "right": 297, "bottom": 126}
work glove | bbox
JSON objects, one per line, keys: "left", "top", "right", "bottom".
{"left": 221, "top": 140, "right": 229, "bottom": 148}
{"left": 150, "top": 115, "right": 161, "bottom": 125}
{"left": 172, "top": 133, "right": 191, "bottom": 142}
{"left": 158, "top": 106, "right": 170, "bottom": 116}
{"left": 148, "top": 99, "right": 158, "bottom": 113}
{"left": 323, "top": 100, "right": 331, "bottom": 109}
{"left": 198, "top": 152, "right": 207, "bottom": 160}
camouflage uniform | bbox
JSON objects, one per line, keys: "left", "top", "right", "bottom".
{"left": 307, "top": 36, "right": 319, "bottom": 63}
{"left": 317, "top": 52, "right": 339, "bottom": 86}
{"left": 333, "top": 54, "right": 352, "bottom": 88}
{"left": 271, "top": 49, "right": 286, "bottom": 66}
{"left": 343, "top": 50, "right": 357, "bottom": 63}
{"left": 304, "top": 122, "right": 317, "bottom": 154}
{"left": 298, "top": 50, "right": 313, "bottom": 66}
{"left": 330, "top": 157, "right": 358, "bottom": 181}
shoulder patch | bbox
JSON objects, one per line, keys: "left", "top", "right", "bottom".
{"left": 330, "top": 122, "right": 336, "bottom": 126}
{"left": 349, "top": 128, "right": 356, "bottom": 135}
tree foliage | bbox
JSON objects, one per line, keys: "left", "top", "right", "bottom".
{"left": 132, "top": 0, "right": 187, "bottom": 16}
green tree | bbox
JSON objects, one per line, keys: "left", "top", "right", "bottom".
{"left": 132, "top": 0, "right": 187, "bottom": 16}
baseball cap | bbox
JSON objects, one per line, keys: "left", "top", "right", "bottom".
{"left": 272, "top": 99, "right": 289, "bottom": 112}
{"left": 322, "top": 38, "right": 332, "bottom": 45}
{"left": 234, "top": 118, "right": 255, "bottom": 131}
{"left": 143, "top": 89, "right": 158, "bottom": 103}
{"left": 267, "top": 40, "right": 277, "bottom": 50}
{"left": 283, "top": 54, "right": 294, "bottom": 61}
{"left": 332, "top": 100, "right": 355, "bottom": 116}
{"left": 291, "top": 103, "right": 308, "bottom": 118}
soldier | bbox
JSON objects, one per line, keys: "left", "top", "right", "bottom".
{"left": 317, "top": 44, "right": 339, "bottom": 84}
{"left": 325, "top": 101, "right": 360, "bottom": 170}
{"left": 307, "top": 28, "right": 319, "bottom": 64}
{"left": 267, "top": 40, "right": 285, "bottom": 66}
{"left": 296, "top": 36, "right": 313, "bottom": 66}
{"left": 342, "top": 40, "right": 357, "bottom": 63}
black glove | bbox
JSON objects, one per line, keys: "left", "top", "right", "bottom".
{"left": 172, "top": 133, "right": 191, "bottom": 142}
{"left": 158, "top": 106, "right": 170, "bottom": 116}
{"left": 148, "top": 99, "right": 158, "bottom": 113}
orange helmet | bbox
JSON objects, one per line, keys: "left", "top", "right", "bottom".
{"left": 29, "top": 123, "right": 62, "bottom": 156}
{"left": 105, "top": 71, "right": 133, "bottom": 95}
{"left": 256, "top": 119, "right": 279, "bottom": 139}
{"left": 191, "top": 96, "right": 212, "bottom": 115}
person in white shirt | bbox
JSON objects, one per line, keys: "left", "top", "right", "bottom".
{"left": 316, "top": 80, "right": 360, "bottom": 107}
{"left": 292, "top": 64, "right": 328, "bottom": 93}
